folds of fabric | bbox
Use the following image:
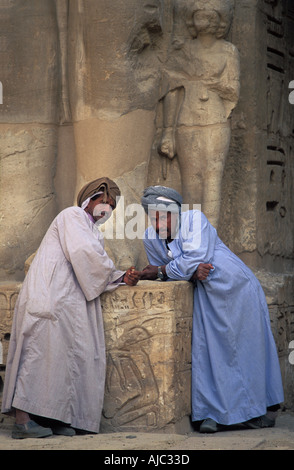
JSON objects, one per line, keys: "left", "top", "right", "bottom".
{"left": 143, "top": 210, "right": 284, "bottom": 425}
{"left": 1, "top": 207, "right": 124, "bottom": 432}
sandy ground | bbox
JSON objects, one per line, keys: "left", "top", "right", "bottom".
{"left": 0, "top": 410, "right": 294, "bottom": 452}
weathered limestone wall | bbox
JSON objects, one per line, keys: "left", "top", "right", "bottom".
{"left": 0, "top": 0, "right": 242, "bottom": 277}
{"left": 219, "top": 0, "right": 294, "bottom": 274}
{"left": 1, "top": 1, "right": 293, "bottom": 275}
{"left": 0, "top": 1, "right": 59, "bottom": 281}
{"left": 0, "top": 0, "right": 166, "bottom": 278}
{"left": 64, "top": 0, "right": 169, "bottom": 270}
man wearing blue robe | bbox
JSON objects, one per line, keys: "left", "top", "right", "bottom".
{"left": 140, "top": 186, "right": 284, "bottom": 433}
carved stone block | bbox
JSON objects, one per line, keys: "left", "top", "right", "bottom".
{"left": 0, "top": 282, "right": 22, "bottom": 399}
{"left": 100, "top": 280, "right": 194, "bottom": 433}
{"left": 0, "top": 282, "right": 21, "bottom": 366}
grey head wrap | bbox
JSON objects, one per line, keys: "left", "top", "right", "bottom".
{"left": 141, "top": 186, "right": 183, "bottom": 214}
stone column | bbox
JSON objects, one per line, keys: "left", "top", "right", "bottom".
{"left": 67, "top": 0, "right": 165, "bottom": 269}
{"left": 0, "top": 1, "right": 60, "bottom": 281}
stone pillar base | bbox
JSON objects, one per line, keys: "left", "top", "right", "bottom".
{"left": 100, "top": 280, "right": 194, "bottom": 433}
{"left": 255, "top": 271, "right": 294, "bottom": 412}
{"left": 0, "top": 282, "right": 22, "bottom": 366}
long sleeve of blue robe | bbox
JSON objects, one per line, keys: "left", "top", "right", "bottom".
{"left": 143, "top": 210, "right": 284, "bottom": 425}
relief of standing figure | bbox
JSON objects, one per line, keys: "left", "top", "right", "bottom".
{"left": 159, "top": 0, "right": 240, "bottom": 227}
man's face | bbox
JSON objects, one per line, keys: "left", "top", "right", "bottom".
{"left": 86, "top": 194, "right": 115, "bottom": 224}
{"left": 149, "top": 209, "right": 179, "bottom": 240}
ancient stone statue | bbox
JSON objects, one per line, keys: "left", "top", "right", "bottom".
{"left": 62, "top": 0, "right": 164, "bottom": 270}
{"left": 0, "top": 0, "right": 164, "bottom": 279}
{"left": 0, "top": 0, "right": 239, "bottom": 279}
{"left": 158, "top": 0, "right": 240, "bottom": 227}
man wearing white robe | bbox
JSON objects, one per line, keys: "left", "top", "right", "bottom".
{"left": 1, "top": 177, "right": 140, "bottom": 438}
{"left": 140, "top": 185, "right": 284, "bottom": 433}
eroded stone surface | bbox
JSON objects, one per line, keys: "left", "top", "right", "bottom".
{"left": 100, "top": 281, "right": 193, "bottom": 433}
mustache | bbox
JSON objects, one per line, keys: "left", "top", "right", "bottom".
{"left": 93, "top": 204, "right": 113, "bottom": 222}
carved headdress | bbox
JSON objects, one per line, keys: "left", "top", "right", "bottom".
{"left": 175, "top": 0, "right": 234, "bottom": 40}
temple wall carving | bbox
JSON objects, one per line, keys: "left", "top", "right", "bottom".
{"left": 218, "top": 0, "right": 294, "bottom": 274}
{"left": 1, "top": 1, "right": 293, "bottom": 277}
{"left": 100, "top": 281, "right": 193, "bottom": 433}
{"left": 0, "top": 0, "right": 242, "bottom": 276}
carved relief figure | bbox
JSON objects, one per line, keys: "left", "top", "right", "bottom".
{"left": 103, "top": 326, "right": 159, "bottom": 428}
{"left": 159, "top": 0, "right": 240, "bottom": 226}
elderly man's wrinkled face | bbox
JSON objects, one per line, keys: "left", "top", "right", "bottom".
{"left": 86, "top": 194, "right": 115, "bottom": 224}
{"left": 149, "top": 210, "right": 179, "bottom": 241}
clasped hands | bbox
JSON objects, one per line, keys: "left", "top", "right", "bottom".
{"left": 123, "top": 265, "right": 162, "bottom": 285}
{"left": 124, "top": 263, "right": 214, "bottom": 285}
{"left": 123, "top": 267, "right": 141, "bottom": 286}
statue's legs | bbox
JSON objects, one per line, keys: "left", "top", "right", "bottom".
{"left": 176, "top": 123, "right": 230, "bottom": 227}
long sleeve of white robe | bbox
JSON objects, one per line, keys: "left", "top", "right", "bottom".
{"left": 57, "top": 207, "right": 124, "bottom": 300}
{"left": 1, "top": 207, "right": 125, "bottom": 432}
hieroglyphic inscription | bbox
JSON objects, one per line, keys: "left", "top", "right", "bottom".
{"left": 0, "top": 283, "right": 21, "bottom": 366}
{"left": 100, "top": 280, "right": 194, "bottom": 433}
{"left": 0, "top": 282, "right": 21, "bottom": 398}
{"left": 259, "top": 0, "right": 294, "bottom": 258}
